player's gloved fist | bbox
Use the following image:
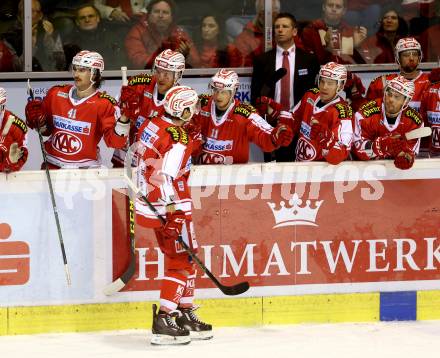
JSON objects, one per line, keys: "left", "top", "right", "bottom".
{"left": 163, "top": 209, "right": 186, "bottom": 239}
{"left": 373, "top": 135, "right": 407, "bottom": 157}
{"left": 271, "top": 124, "right": 293, "bottom": 147}
{"left": 255, "top": 96, "right": 282, "bottom": 125}
{"left": 394, "top": 150, "right": 415, "bottom": 170}
{"left": 310, "top": 121, "right": 335, "bottom": 149}
{"left": 429, "top": 68, "right": 440, "bottom": 84}
{"left": 25, "top": 99, "right": 46, "bottom": 130}
{"left": 119, "top": 85, "right": 139, "bottom": 120}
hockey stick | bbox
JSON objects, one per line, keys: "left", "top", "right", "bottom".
{"left": 103, "top": 66, "right": 137, "bottom": 296}
{"left": 27, "top": 80, "right": 71, "bottom": 286}
{"left": 403, "top": 126, "right": 432, "bottom": 140}
{"left": 124, "top": 172, "right": 250, "bottom": 296}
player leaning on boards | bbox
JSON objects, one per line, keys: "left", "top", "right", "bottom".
{"left": 258, "top": 62, "right": 353, "bottom": 164}
{"left": 193, "top": 68, "right": 293, "bottom": 164}
{"left": 112, "top": 49, "right": 186, "bottom": 167}
{"left": 134, "top": 86, "right": 212, "bottom": 345}
{"left": 24, "top": 50, "right": 129, "bottom": 169}
{"left": 353, "top": 76, "right": 422, "bottom": 170}
{"left": 0, "top": 87, "right": 28, "bottom": 173}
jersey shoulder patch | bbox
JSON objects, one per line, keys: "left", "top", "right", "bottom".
{"left": 233, "top": 103, "right": 256, "bottom": 118}
{"left": 307, "top": 87, "right": 320, "bottom": 95}
{"left": 334, "top": 102, "right": 353, "bottom": 119}
{"left": 199, "top": 93, "right": 211, "bottom": 107}
{"left": 99, "top": 92, "right": 117, "bottom": 104}
{"left": 359, "top": 100, "right": 381, "bottom": 117}
{"left": 166, "top": 126, "right": 189, "bottom": 145}
{"left": 405, "top": 107, "right": 422, "bottom": 125}
{"left": 128, "top": 73, "right": 153, "bottom": 86}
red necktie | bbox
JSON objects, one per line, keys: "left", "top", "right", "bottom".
{"left": 280, "top": 50, "right": 291, "bottom": 111}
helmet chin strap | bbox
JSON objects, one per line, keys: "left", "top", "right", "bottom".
{"left": 75, "top": 69, "right": 96, "bottom": 96}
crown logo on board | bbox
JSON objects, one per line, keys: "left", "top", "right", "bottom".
{"left": 268, "top": 193, "right": 323, "bottom": 228}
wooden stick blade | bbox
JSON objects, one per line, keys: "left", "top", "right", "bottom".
{"left": 405, "top": 127, "right": 432, "bottom": 140}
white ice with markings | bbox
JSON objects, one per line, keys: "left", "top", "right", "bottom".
{"left": 1, "top": 322, "right": 439, "bottom": 358}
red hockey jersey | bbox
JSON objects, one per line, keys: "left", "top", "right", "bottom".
{"left": 353, "top": 98, "right": 422, "bottom": 160}
{"left": 280, "top": 88, "right": 353, "bottom": 164}
{"left": 135, "top": 115, "right": 194, "bottom": 231}
{"left": 41, "top": 84, "right": 127, "bottom": 168}
{"left": 0, "top": 109, "right": 28, "bottom": 172}
{"left": 420, "top": 82, "right": 440, "bottom": 157}
{"left": 366, "top": 72, "right": 430, "bottom": 112}
{"left": 193, "top": 96, "right": 277, "bottom": 164}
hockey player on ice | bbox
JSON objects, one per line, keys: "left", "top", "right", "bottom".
{"left": 134, "top": 86, "right": 212, "bottom": 345}
{"left": 193, "top": 68, "right": 293, "bottom": 164}
{"left": 112, "top": 49, "right": 186, "bottom": 167}
{"left": 263, "top": 62, "right": 353, "bottom": 164}
{"left": 366, "top": 37, "right": 430, "bottom": 113}
{"left": 24, "top": 50, "right": 130, "bottom": 169}
{"left": 0, "top": 87, "right": 28, "bottom": 173}
{"left": 353, "top": 75, "right": 422, "bottom": 170}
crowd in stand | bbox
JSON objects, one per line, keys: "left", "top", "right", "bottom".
{"left": 0, "top": 0, "right": 439, "bottom": 71}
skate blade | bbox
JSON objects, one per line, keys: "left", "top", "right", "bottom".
{"left": 151, "top": 334, "right": 191, "bottom": 346}
{"left": 190, "top": 330, "right": 213, "bottom": 340}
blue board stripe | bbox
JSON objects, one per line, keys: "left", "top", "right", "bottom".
{"left": 380, "top": 291, "right": 417, "bottom": 321}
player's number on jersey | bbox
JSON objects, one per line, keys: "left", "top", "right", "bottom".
{"left": 68, "top": 109, "right": 77, "bottom": 119}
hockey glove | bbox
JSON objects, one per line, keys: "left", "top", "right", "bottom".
{"left": 25, "top": 99, "right": 46, "bottom": 131}
{"left": 271, "top": 124, "right": 293, "bottom": 147}
{"left": 373, "top": 135, "right": 408, "bottom": 157}
{"left": 0, "top": 140, "right": 28, "bottom": 173}
{"left": 394, "top": 150, "right": 415, "bottom": 170}
{"left": 163, "top": 210, "right": 186, "bottom": 239}
{"left": 255, "top": 96, "right": 282, "bottom": 125}
{"left": 429, "top": 68, "right": 440, "bottom": 84}
{"left": 119, "top": 85, "right": 140, "bottom": 121}
{"left": 310, "top": 121, "right": 336, "bottom": 149}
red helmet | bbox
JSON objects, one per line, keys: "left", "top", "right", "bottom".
{"left": 395, "top": 37, "right": 422, "bottom": 65}
{"left": 72, "top": 50, "right": 105, "bottom": 72}
{"left": 153, "top": 49, "right": 186, "bottom": 84}
{"left": 385, "top": 75, "right": 415, "bottom": 111}
{"left": 209, "top": 68, "right": 239, "bottom": 92}
{"left": 164, "top": 86, "right": 199, "bottom": 121}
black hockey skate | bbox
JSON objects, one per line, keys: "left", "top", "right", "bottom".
{"left": 176, "top": 306, "right": 213, "bottom": 340}
{"left": 151, "top": 304, "right": 191, "bottom": 345}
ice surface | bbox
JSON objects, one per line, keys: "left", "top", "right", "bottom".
{"left": 1, "top": 322, "right": 438, "bottom": 358}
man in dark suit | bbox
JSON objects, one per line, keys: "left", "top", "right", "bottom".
{"left": 251, "top": 12, "right": 319, "bottom": 162}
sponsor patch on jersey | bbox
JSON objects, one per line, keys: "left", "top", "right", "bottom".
{"left": 405, "top": 108, "right": 422, "bottom": 125}
{"left": 51, "top": 131, "right": 83, "bottom": 155}
{"left": 166, "top": 126, "right": 189, "bottom": 145}
{"left": 128, "top": 74, "right": 152, "bottom": 86}
{"left": 204, "top": 137, "right": 233, "bottom": 152}
{"left": 99, "top": 92, "right": 117, "bottom": 104}
{"left": 200, "top": 110, "right": 210, "bottom": 117}
{"left": 143, "top": 91, "right": 153, "bottom": 99}
{"left": 177, "top": 180, "right": 185, "bottom": 192}
{"left": 308, "top": 87, "right": 320, "bottom": 94}
{"left": 53, "top": 115, "right": 91, "bottom": 135}
{"left": 361, "top": 104, "right": 381, "bottom": 117}
{"left": 12, "top": 117, "right": 27, "bottom": 133}
{"left": 298, "top": 68, "right": 308, "bottom": 76}
{"left": 140, "top": 127, "right": 158, "bottom": 148}
{"left": 427, "top": 111, "right": 440, "bottom": 125}
{"left": 199, "top": 151, "right": 233, "bottom": 164}
{"left": 296, "top": 136, "right": 317, "bottom": 161}
{"left": 300, "top": 121, "right": 311, "bottom": 139}
{"left": 233, "top": 103, "right": 256, "bottom": 118}
{"left": 335, "top": 103, "right": 353, "bottom": 119}
{"left": 147, "top": 120, "right": 159, "bottom": 133}
{"left": 135, "top": 115, "right": 146, "bottom": 129}
{"left": 57, "top": 92, "right": 69, "bottom": 99}
{"left": 429, "top": 87, "right": 439, "bottom": 94}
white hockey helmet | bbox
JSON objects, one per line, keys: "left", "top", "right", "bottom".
{"left": 153, "top": 49, "right": 186, "bottom": 84}
{"left": 395, "top": 37, "right": 422, "bottom": 65}
{"left": 0, "top": 87, "right": 6, "bottom": 118}
{"left": 164, "top": 85, "right": 200, "bottom": 121}
{"left": 72, "top": 50, "right": 105, "bottom": 72}
{"left": 384, "top": 75, "right": 415, "bottom": 111}
{"left": 209, "top": 68, "right": 240, "bottom": 93}
{"left": 319, "top": 62, "right": 347, "bottom": 90}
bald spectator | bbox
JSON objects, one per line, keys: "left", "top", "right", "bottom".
{"left": 301, "top": 0, "right": 367, "bottom": 64}
{"left": 234, "top": 0, "right": 281, "bottom": 67}
{"left": 2, "top": 0, "right": 66, "bottom": 71}
{"left": 125, "top": 0, "right": 199, "bottom": 69}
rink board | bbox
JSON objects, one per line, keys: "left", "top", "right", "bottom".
{"left": 1, "top": 161, "right": 440, "bottom": 334}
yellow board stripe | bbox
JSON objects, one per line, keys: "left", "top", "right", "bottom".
{"left": 417, "top": 291, "right": 440, "bottom": 321}
{"left": 4, "top": 290, "right": 440, "bottom": 336}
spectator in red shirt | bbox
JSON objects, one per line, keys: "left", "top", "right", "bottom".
{"left": 360, "top": 6, "right": 409, "bottom": 64}
{"left": 194, "top": 14, "right": 242, "bottom": 68}
{"left": 301, "top": 0, "right": 368, "bottom": 64}
{"left": 124, "top": 0, "right": 199, "bottom": 69}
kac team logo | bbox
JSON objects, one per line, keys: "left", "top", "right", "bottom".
{"left": 52, "top": 131, "right": 83, "bottom": 155}
{"left": 268, "top": 193, "right": 323, "bottom": 228}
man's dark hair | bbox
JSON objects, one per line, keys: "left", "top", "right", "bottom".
{"left": 323, "top": 0, "right": 347, "bottom": 8}
{"left": 147, "top": 0, "right": 176, "bottom": 15}
{"left": 93, "top": 70, "right": 103, "bottom": 89}
{"left": 75, "top": 4, "right": 101, "bottom": 20}
{"left": 274, "top": 13, "right": 297, "bottom": 28}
